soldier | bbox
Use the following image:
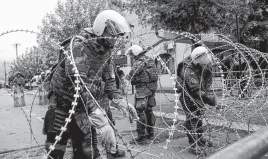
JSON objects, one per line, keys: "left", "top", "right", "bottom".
{"left": 176, "top": 46, "right": 216, "bottom": 155}
{"left": 38, "top": 72, "right": 46, "bottom": 84}
{"left": 43, "top": 10, "right": 138, "bottom": 159}
{"left": 13, "top": 72, "right": 25, "bottom": 87}
{"left": 125, "top": 45, "right": 158, "bottom": 144}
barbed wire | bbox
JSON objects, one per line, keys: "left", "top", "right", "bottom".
{"left": 2, "top": 28, "right": 268, "bottom": 159}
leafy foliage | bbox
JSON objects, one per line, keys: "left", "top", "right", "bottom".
{"left": 9, "top": 46, "right": 53, "bottom": 81}
{"left": 113, "top": 0, "right": 232, "bottom": 34}
{"left": 114, "top": 0, "right": 267, "bottom": 51}
{"left": 35, "top": 0, "right": 121, "bottom": 70}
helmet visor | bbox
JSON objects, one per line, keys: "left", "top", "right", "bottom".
{"left": 106, "top": 19, "right": 131, "bottom": 36}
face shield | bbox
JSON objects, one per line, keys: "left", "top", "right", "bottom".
{"left": 106, "top": 19, "right": 129, "bottom": 36}
{"left": 195, "top": 52, "right": 215, "bottom": 69}
{"left": 103, "top": 17, "right": 132, "bottom": 47}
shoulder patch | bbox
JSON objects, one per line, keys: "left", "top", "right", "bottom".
{"left": 190, "top": 78, "right": 199, "bottom": 85}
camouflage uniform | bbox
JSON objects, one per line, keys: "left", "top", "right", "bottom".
{"left": 127, "top": 54, "right": 157, "bottom": 140}
{"left": 177, "top": 56, "right": 215, "bottom": 148}
{"left": 13, "top": 75, "right": 25, "bottom": 87}
{"left": 44, "top": 29, "right": 122, "bottom": 159}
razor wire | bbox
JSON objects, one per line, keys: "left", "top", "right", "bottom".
{"left": 1, "top": 28, "right": 268, "bottom": 159}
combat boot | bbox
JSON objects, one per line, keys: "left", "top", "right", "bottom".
{"left": 198, "top": 138, "right": 213, "bottom": 147}
{"left": 146, "top": 133, "right": 154, "bottom": 140}
{"left": 188, "top": 145, "right": 206, "bottom": 156}
{"left": 129, "top": 136, "right": 148, "bottom": 145}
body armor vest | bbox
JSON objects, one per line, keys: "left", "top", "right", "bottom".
{"left": 50, "top": 29, "right": 112, "bottom": 111}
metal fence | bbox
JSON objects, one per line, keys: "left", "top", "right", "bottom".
{"left": 208, "top": 126, "right": 268, "bottom": 159}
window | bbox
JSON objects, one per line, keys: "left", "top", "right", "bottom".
{"left": 155, "top": 54, "right": 175, "bottom": 74}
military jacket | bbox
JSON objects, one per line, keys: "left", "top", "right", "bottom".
{"left": 13, "top": 76, "right": 25, "bottom": 86}
{"left": 127, "top": 54, "right": 157, "bottom": 98}
{"left": 179, "top": 56, "right": 213, "bottom": 100}
{"left": 50, "top": 28, "right": 121, "bottom": 112}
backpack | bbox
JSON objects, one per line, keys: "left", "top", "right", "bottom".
{"left": 131, "top": 57, "right": 158, "bottom": 85}
{"left": 145, "top": 58, "right": 158, "bottom": 82}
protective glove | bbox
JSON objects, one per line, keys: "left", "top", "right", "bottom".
{"left": 96, "top": 124, "right": 117, "bottom": 157}
{"left": 90, "top": 108, "right": 109, "bottom": 128}
{"left": 111, "top": 98, "right": 139, "bottom": 122}
{"left": 203, "top": 95, "right": 216, "bottom": 106}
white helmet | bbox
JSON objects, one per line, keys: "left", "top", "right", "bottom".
{"left": 191, "top": 46, "right": 213, "bottom": 65}
{"left": 93, "top": 10, "right": 131, "bottom": 36}
{"left": 41, "top": 72, "right": 45, "bottom": 75}
{"left": 125, "top": 45, "right": 144, "bottom": 56}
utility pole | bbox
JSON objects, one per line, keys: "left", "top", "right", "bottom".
{"left": 235, "top": 0, "right": 242, "bottom": 78}
{"left": 4, "top": 61, "right": 6, "bottom": 85}
{"left": 13, "top": 43, "right": 20, "bottom": 60}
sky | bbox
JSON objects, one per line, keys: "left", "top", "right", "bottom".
{"left": 0, "top": 0, "right": 59, "bottom": 62}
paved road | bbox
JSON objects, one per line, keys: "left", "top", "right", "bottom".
{"left": 1, "top": 88, "right": 267, "bottom": 158}
{"left": 0, "top": 89, "right": 46, "bottom": 152}
{"left": 0, "top": 89, "right": 198, "bottom": 159}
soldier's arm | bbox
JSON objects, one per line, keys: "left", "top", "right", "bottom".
{"left": 183, "top": 67, "right": 216, "bottom": 106}
{"left": 102, "top": 60, "right": 122, "bottom": 100}
{"left": 182, "top": 66, "right": 205, "bottom": 98}
{"left": 126, "top": 59, "right": 144, "bottom": 81}
{"left": 65, "top": 40, "right": 100, "bottom": 110}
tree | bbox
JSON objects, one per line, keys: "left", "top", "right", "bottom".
{"left": 215, "top": 0, "right": 268, "bottom": 50}
{"left": 9, "top": 46, "right": 48, "bottom": 79}
{"left": 37, "top": 0, "right": 121, "bottom": 65}
{"left": 113, "top": 0, "right": 268, "bottom": 51}
{"left": 113, "top": 0, "right": 233, "bottom": 34}
{"left": 241, "top": 0, "right": 268, "bottom": 51}
{"left": 38, "top": 0, "right": 119, "bottom": 45}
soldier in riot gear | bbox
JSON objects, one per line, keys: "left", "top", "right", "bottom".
{"left": 125, "top": 45, "right": 158, "bottom": 144}
{"left": 176, "top": 46, "right": 216, "bottom": 155}
{"left": 13, "top": 72, "right": 25, "bottom": 87}
{"left": 43, "top": 10, "right": 138, "bottom": 159}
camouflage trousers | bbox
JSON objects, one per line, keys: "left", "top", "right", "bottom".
{"left": 179, "top": 94, "right": 204, "bottom": 146}
{"left": 135, "top": 93, "right": 156, "bottom": 137}
{"left": 44, "top": 108, "right": 97, "bottom": 159}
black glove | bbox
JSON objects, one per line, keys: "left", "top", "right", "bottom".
{"left": 203, "top": 95, "right": 216, "bottom": 106}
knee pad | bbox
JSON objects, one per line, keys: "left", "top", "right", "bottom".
{"left": 145, "top": 107, "right": 153, "bottom": 114}
{"left": 135, "top": 98, "right": 147, "bottom": 112}
{"left": 48, "top": 150, "right": 65, "bottom": 159}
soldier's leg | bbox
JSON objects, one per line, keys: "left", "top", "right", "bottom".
{"left": 179, "top": 95, "right": 197, "bottom": 146}
{"left": 130, "top": 97, "right": 147, "bottom": 144}
{"left": 145, "top": 94, "right": 156, "bottom": 139}
{"left": 71, "top": 126, "right": 98, "bottom": 159}
{"left": 45, "top": 108, "right": 70, "bottom": 159}
{"left": 184, "top": 114, "right": 198, "bottom": 147}
{"left": 136, "top": 97, "right": 147, "bottom": 137}
{"left": 196, "top": 110, "right": 213, "bottom": 147}
{"left": 145, "top": 107, "right": 155, "bottom": 138}
{"left": 71, "top": 112, "right": 94, "bottom": 159}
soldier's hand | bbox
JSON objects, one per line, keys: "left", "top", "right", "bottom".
{"left": 204, "top": 95, "right": 216, "bottom": 106}
{"left": 216, "top": 104, "right": 226, "bottom": 110}
{"left": 111, "top": 98, "right": 139, "bottom": 122}
{"left": 125, "top": 74, "right": 130, "bottom": 81}
{"left": 97, "top": 124, "right": 117, "bottom": 155}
